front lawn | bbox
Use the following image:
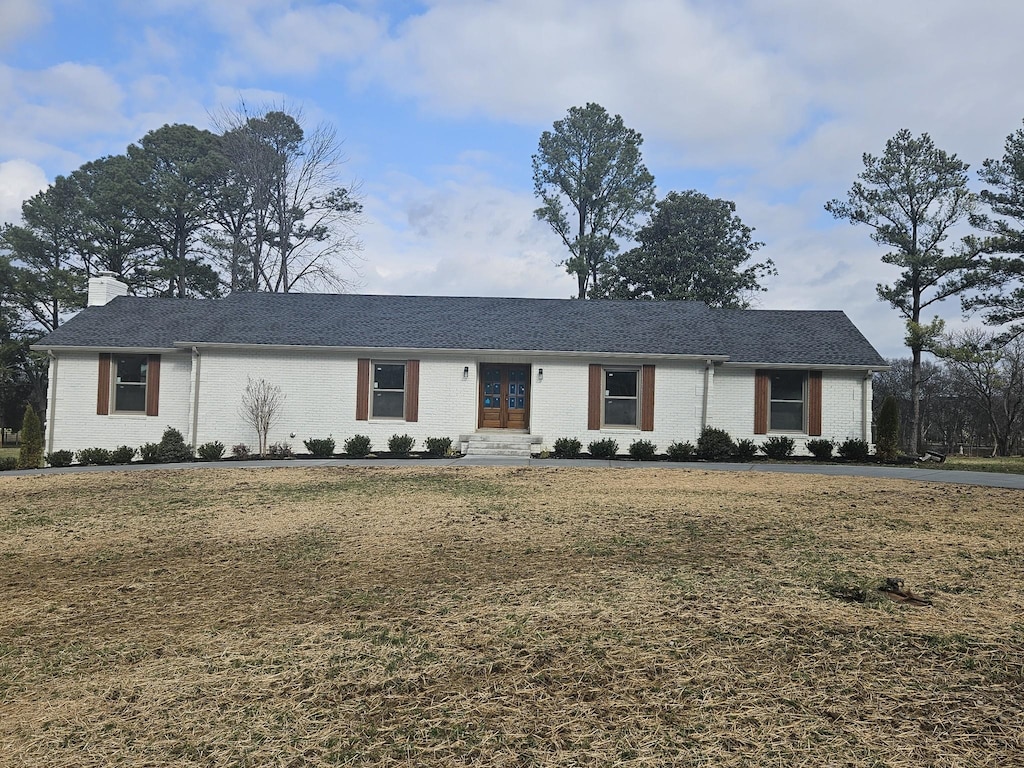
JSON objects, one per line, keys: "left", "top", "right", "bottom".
{"left": 1, "top": 466, "right": 1021, "bottom": 766}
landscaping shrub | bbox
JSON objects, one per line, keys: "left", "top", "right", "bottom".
{"left": 761, "top": 435, "right": 795, "bottom": 460}
{"left": 139, "top": 443, "right": 161, "bottom": 463}
{"left": 876, "top": 395, "right": 901, "bottom": 461}
{"left": 111, "top": 445, "right": 137, "bottom": 464}
{"left": 158, "top": 427, "right": 193, "bottom": 463}
{"left": 697, "top": 426, "right": 735, "bottom": 461}
{"left": 552, "top": 437, "right": 582, "bottom": 459}
{"left": 588, "top": 438, "right": 619, "bottom": 459}
{"left": 388, "top": 434, "right": 415, "bottom": 455}
{"left": 806, "top": 438, "right": 834, "bottom": 461}
{"left": 303, "top": 437, "right": 336, "bottom": 457}
{"left": 0, "top": 457, "right": 17, "bottom": 471}
{"left": 424, "top": 436, "right": 452, "bottom": 457}
{"left": 231, "top": 443, "right": 252, "bottom": 460}
{"left": 267, "top": 441, "right": 294, "bottom": 459}
{"left": 838, "top": 438, "right": 870, "bottom": 462}
{"left": 76, "top": 447, "right": 113, "bottom": 466}
{"left": 666, "top": 441, "right": 697, "bottom": 461}
{"left": 344, "top": 434, "right": 372, "bottom": 458}
{"left": 46, "top": 450, "right": 74, "bottom": 468}
{"left": 17, "top": 404, "right": 43, "bottom": 469}
{"left": 732, "top": 438, "right": 757, "bottom": 461}
{"left": 197, "top": 441, "right": 226, "bottom": 461}
{"left": 628, "top": 439, "right": 657, "bottom": 461}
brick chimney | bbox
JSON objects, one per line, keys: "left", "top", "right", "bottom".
{"left": 87, "top": 271, "right": 128, "bottom": 307}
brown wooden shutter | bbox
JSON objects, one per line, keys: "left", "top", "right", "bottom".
{"left": 404, "top": 360, "right": 420, "bottom": 422}
{"left": 588, "top": 364, "right": 602, "bottom": 430}
{"left": 97, "top": 353, "right": 111, "bottom": 415}
{"left": 145, "top": 354, "right": 161, "bottom": 416}
{"left": 807, "top": 370, "right": 822, "bottom": 436}
{"left": 356, "top": 358, "right": 369, "bottom": 420}
{"left": 641, "top": 364, "right": 655, "bottom": 432}
{"left": 754, "top": 370, "right": 769, "bottom": 434}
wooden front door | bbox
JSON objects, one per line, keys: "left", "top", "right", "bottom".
{"left": 478, "top": 364, "right": 529, "bottom": 429}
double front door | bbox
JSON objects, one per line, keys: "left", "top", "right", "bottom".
{"left": 478, "top": 364, "right": 529, "bottom": 429}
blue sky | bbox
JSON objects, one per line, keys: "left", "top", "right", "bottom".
{"left": 2, "top": 0, "right": 1024, "bottom": 358}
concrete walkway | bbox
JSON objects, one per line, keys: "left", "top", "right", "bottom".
{"left": 4, "top": 455, "right": 1024, "bottom": 490}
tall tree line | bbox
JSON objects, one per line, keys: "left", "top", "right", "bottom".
{"left": 0, "top": 106, "right": 362, "bottom": 430}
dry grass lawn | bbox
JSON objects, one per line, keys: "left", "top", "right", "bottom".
{"left": 1, "top": 466, "right": 1022, "bottom": 767}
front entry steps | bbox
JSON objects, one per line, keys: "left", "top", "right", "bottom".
{"left": 461, "top": 432, "right": 542, "bottom": 458}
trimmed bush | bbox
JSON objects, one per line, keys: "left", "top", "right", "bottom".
{"left": 46, "top": 450, "right": 74, "bottom": 468}
{"left": 231, "top": 443, "right": 252, "bottom": 460}
{"left": 388, "top": 434, "right": 415, "bottom": 455}
{"left": 552, "top": 437, "right": 582, "bottom": 459}
{"left": 0, "top": 457, "right": 17, "bottom": 471}
{"left": 424, "top": 436, "right": 452, "bottom": 457}
{"left": 761, "top": 435, "right": 795, "bottom": 459}
{"left": 588, "top": 438, "right": 619, "bottom": 459}
{"left": 267, "top": 441, "right": 294, "bottom": 459}
{"left": 697, "top": 426, "right": 735, "bottom": 461}
{"left": 876, "top": 395, "right": 901, "bottom": 461}
{"left": 111, "top": 445, "right": 137, "bottom": 464}
{"left": 344, "top": 434, "right": 372, "bottom": 458}
{"left": 139, "top": 443, "right": 161, "bottom": 463}
{"left": 733, "top": 438, "right": 758, "bottom": 461}
{"left": 17, "top": 404, "right": 43, "bottom": 469}
{"left": 838, "top": 438, "right": 870, "bottom": 462}
{"left": 628, "top": 439, "right": 657, "bottom": 461}
{"left": 158, "top": 427, "right": 193, "bottom": 463}
{"left": 76, "top": 447, "right": 113, "bottom": 466}
{"left": 806, "top": 438, "right": 834, "bottom": 461}
{"left": 303, "top": 437, "right": 336, "bottom": 457}
{"left": 666, "top": 441, "right": 697, "bottom": 461}
{"left": 197, "top": 441, "right": 226, "bottom": 461}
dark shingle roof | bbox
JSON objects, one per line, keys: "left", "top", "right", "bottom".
{"left": 34, "top": 293, "right": 886, "bottom": 367}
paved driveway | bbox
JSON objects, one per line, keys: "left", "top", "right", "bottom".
{"left": 4, "top": 456, "right": 1024, "bottom": 490}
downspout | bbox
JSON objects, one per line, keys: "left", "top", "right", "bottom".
{"left": 862, "top": 370, "right": 873, "bottom": 444}
{"left": 190, "top": 347, "right": 201, "bottom": 451}
{"left": 45, "top": 351, "right": 58, "bottom": 455}
{"left": 702, "top": 360, "right": 714, "bottom": 429}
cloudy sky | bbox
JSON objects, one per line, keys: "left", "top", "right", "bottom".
{"left": 2, "top": 0, "right": 1023, "bottom": 358}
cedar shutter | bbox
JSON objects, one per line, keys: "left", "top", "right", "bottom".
{"left": 356, "top": 358, "right": 369, "bottom": 420}
{"left": 807, "top": 370, "right": 822, "bottom": 436}
{"left": 97, "top": 354, "right": 111, "bottom": 415}
{"left": 404, "top": 360, "right": 420, "bottom": 422}
{"left": 588, "top": 364, "right": 602, "bottom": 430}
{"left": 145, "top": 355, "right": 161, "bottom": 416}
{"left": 641, "top": 364, "right": 655, "bottom": 432}
{"left": 753, "top": 370, "right": 769, "bottom": 434}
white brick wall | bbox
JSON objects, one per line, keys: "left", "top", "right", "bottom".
{"left": 46, "top": 350, "right": 873, "bottom": 457}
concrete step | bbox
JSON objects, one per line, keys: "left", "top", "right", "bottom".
{"left": 463, "top": 433, "right": 541, "bottom": 458}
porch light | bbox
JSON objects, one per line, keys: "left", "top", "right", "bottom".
{"left": 538, "top": 368, "right": 543, "bottom": 381}
{"left": 463, "top": 366, "right": 469, "bottom": 379}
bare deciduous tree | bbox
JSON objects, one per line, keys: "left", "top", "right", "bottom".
{"left": 239, "top": 377, "right": 284, "bottom": 456}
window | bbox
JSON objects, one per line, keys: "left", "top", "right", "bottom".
{"left": 372, "top": 362, "right": 406, "bottom": 418}
{"left": 98, "top": 353, "right": 160, "bottom": 416}
{"left": 769, "top": 370, "right": 806, "bottom": 431}
{"left": 114, "top": 355, "right": 148, "bottom": 412}
{"left": 603, "top": 368, "right": 639, "bottom": 427}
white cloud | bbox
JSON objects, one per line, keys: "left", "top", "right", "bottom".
{"left": 0, "top": 159, "right": 48, "bottom": 226}
{"left": 0, "top": 0, "right": 49, "bottom": 50}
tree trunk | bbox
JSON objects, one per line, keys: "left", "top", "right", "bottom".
{"left": 910, "top": 346, "right": 922, "bottom": 456}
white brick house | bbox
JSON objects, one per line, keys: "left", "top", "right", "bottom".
{"left": 33, "top": 275, "right": 886, "bottom": 457}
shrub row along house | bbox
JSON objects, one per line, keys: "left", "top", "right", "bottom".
{"left": 34, "top": 274, "right": 886, "bottom": 458}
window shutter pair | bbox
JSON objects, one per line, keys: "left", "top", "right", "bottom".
{"left": 587, "top": 364, "right": 655, "bottom": 431}
{"left": 356, "top": 358, "right": 419, "bottom": 421}
{"left": 753, "top": 370, "right": 821, "bottom": 435}
{"left": 96, "top": 353, "right": 160, "bottom": 416}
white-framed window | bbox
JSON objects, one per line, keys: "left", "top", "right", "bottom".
{"left": 113, "top": 354, "right": 148, "bottom": 413}
{"left": 372, "top": 362, "right": 406, "bottom": 419}
{"left": 769, "top": 370, "right": 806, "bottom": 431}
{"left": 603, "top": 368, "right": 639, "bottom": 427}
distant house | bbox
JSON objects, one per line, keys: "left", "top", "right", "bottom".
{"left": 33, "top": 273, "right": 886, "bottom": 457}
